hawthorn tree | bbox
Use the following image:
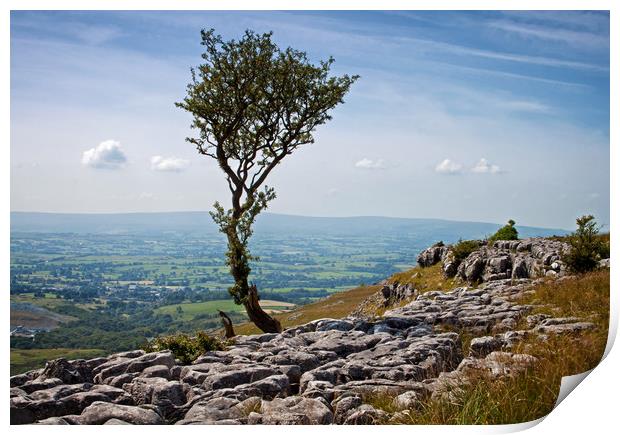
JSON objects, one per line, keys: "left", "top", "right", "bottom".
{"left": 176, "top": 29, "right": 358, "bottom": 333}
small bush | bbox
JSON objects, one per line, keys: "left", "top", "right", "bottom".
{"left": 563, "top": 215, "right": 606, "bottom": 273}
{"left": 452, "top": 239, "right": 480, "bottom": 262}
{"left": 488, "top": 219, "right": 518, "bottom": 244}
{"left": 141, "top": 331, "right": 226, "bottom": 364}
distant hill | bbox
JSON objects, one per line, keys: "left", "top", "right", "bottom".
{"left": 10, "top": 211, "right": 568, "bottom": 240}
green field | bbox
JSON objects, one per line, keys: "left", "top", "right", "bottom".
{"left": 154, "top": 299, "right": 295, "bottom": 321}
{"left": 10, "top": 348, "right": 106, "bottom": 376}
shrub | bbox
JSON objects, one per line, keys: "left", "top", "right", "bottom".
{"left": 141, "top": 331, "right": 226, "bottom": 364}
{"left": 452, "top": 239, "right": 480, "bottom": 262}
{"left": 488, "top": 219, "right": 519, "bottom": 244}
{"left": 563, "top": 215, "right": 606, "bottom": 273}
{"left": 596, "top": 232, "right": 610, "bottom": 259}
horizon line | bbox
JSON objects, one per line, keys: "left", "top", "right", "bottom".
{"left": 10, "top": 210, "right": 571, "bottom": 231}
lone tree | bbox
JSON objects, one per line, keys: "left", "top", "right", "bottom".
{"left": 564, "top": 215, "right": 605, "bottom": 273}
{"left": 488, "top": 219, "right": 519, "bottom": 244}
{"left": 176, "top": 29, "right": 358, "bottom": 333}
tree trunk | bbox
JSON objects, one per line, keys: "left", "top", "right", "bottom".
{"left": 218, "top": 310, "right": 236, "bottom": 338}
{"left": 243, "top": 284, "right": 282, "bottom": 333}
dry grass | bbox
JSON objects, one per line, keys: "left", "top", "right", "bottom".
{"left": 518, "top": 269, "right": 610, "bottom": 322}
{"left": 234, "top": 263, "right": 455, "bottom": 335}
{"left": 376, "top": 269, "right": 610, "bottom": 424}
{"left": 233, "top": 284, "right": 382, "bottom": 335}
{"left": 386, "top": 263, "right": 458, "bottom": 292}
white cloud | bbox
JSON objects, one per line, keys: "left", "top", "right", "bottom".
{"left": 435, "top": 159, "right": 463, "bottom": 174}
{"left": 471, "top": 158, "right": 502, "bottom": 174}
{"left": 355, "top": 158, "right": 386, "bottom": 169}
{"left": 81, "top": 140, "right": 127, "bottom": 169}
{"left": 150, "top": 155, "right": 190, "bottom": 172}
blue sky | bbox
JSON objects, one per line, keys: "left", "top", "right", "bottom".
{"left": 10, "top": 10, "right": 610, "bottom": 229}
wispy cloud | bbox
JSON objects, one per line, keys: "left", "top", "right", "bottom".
{"left": 12, "top": 14, "right": 124, "bottom": 45}
{"left": 471, "top": 158, "right": 502, "bottom": 174}
{"left": 499, "top": 100, "right": 551, "bottom": 114}
{"left": 435, "top": 159, "right": 462, "bottom": 175}
{"left": 150, "top": 156, "right": 190, "bottom": 172}
{"left": 498, "top": 11, "right": 610, "bottom": 34}
{"left": 488, "top": 20, "right": 609, "bottom": 48}
{"left": 355, "top": 158, "right": 386, "bottom": 170}
{"left": 82, "top": 140, "right": 127, "bottom": 169}
{"left": 436, "top": 62, "right": 590, "bottom": 90}
{"left": 397, "top": 36, "right": 608, "bottom": 72}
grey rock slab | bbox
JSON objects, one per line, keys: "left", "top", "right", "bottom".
{"left": 201, "top": 364, "right": 280, "bottom": 391}
{"left": 178, "top": 397, "right": 242, "bottom": 424}
{"left": 76, "top": 401, "right": 164, "bottom": 424}
{"left": 260, "top": 396, "right": 333, "bottom": 425}
{"left": 343, "top": 404, "right": 388, "bottom": 425}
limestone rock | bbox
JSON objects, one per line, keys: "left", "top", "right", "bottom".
{"left": 417, "top": 242, "right": 448, "bottom": 267}
{"left": 77, "top": 401, "right": 164, "bottom": 425}
{"left": 260, "top": 396, "right": 333, "bottom": 424}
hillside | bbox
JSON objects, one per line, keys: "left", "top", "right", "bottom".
{"left": 11, "top": 211, "right": 568, "bottom": 239}
{"left": 10, "top": 237, "right": 610, "bottom": 425}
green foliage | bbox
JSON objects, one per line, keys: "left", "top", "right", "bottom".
{"left": 176, "top": 28, "right": 358, "bottom": 313}
{"left": 142, "top": 331, "right": 226, "bottom": 364}
{"left": 452, "top": 239, "right": 480, "bottom": 262}
{"left": 488, "top": 219, "right": 519, "bottom": 244}
{"left": 563, "top": 215, "right": 606, "bottom": 273}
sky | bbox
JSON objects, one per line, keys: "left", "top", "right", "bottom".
{"left": 10, "top": 10, "right": 610, "bottom": 230}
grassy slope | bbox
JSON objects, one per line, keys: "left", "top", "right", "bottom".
{"left": 233, "top": 284, "right": 383, "bottom": 335}
{"left": 383, "top": 269, "right": 610, "bottom": 424}
{"left": 232, "top": 263, "right": 450, "bottom": 335}
{"left": 10, "top": 348, "right": 106, "bottom": 376}
{"left": 155, "top": 299, "right": 295, "bottom": 321}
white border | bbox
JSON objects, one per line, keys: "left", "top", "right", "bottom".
{"left": 2, "top": 1, "right": 617, "bottom": 434}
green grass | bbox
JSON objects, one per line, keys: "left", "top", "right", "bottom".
{"left": 155, "top": 300, "right": 246, "bottom": 320}
{"left": 11, "top": 348, "right": 106, "bottom": 376}
{"left": 154, "top": 299, "right": 295, "bottom": 321}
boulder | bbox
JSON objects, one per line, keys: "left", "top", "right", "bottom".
{"left": 124, "top": 377, "right": 185, "bottom": 418}
{"left": 343, "top": 404, "right": 388, "bottom": 425}
{"left": 76, "top": 401, "right": 164, "bottom": 424}
{"left": 37, "top": 358, "right": 94, "bottom": 384}
{"left": 260, "top": 396, "right": 333, "bottom": 424}
{"left": 392, "top": 390, "right": 421, "bottom": 410}
{"left": 417, "top": 243, "right": 448, "bottom": 267}
{"left": 202, "top": 365, "right": 280, "bottom": 391}
{"left": 442, "top": 250, "right": 458, "bottom": 278}
{"left": 332, "top": 394, "right": 362, "bottom": 423}
{"left": 179, "top": 397, "right": 242, "bottom": 424}
{"left": 469, "top": 336, "right": 504, "bottom": 358}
